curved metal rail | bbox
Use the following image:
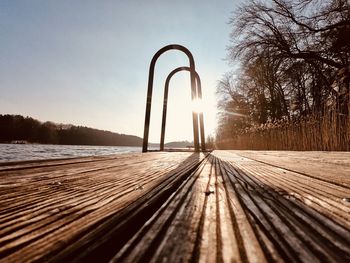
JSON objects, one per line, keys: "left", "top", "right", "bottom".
{"left": 160, "top": 66, "right": 205, "bottom": 151}
{"left": 142, "top": 44, "right": 200, "bottom": 152}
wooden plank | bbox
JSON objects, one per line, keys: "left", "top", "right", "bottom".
{"left": 213, "top": 150, "right": 350, "bottom": 262}
{"left": 111, "top": 154, "right": 249, "bottom": 263}
{"left": 0, "top": 150, "right": 349, "bottom": 262}
{"left": 222, "top": 151, "right": 350, "bottom": 228}
{"left": 111, "top": 154, "right": 210, "bottom": 262}
{"left": 233, "top": 150, "right": 350, "bottom": 186}
{"left": 0, "top": 152, "right": 206, "bottom": 262}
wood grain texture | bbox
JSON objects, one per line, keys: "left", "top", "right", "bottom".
{"left": 0, "top": 151, "right": 349, "bottom": 262}
{"left": 213, "top": 150, "right": 350, "bottom": 263}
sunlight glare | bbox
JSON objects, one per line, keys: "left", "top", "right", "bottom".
{"left": 192, "top": 98, "right": 204, "bottom": 114}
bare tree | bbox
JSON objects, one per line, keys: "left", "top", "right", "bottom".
{"left": 216, "top": 0, "right": 350, "bottom": 145}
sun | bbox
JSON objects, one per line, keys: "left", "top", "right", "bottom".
{"left": 192, "top": 98, "right": 204, "bottom": 114}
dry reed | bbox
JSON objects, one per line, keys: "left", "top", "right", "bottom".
{"left": 216, "top": 110, "right": 350, "bottom": 151}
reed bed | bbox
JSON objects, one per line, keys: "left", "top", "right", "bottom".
{"left": 216, "top": 111, "right": 350, "bottom": 151}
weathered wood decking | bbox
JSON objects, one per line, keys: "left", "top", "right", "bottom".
{"left": 0, "top": 151, "right": 349, "bottom": 262}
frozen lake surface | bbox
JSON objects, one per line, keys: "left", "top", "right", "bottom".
{"left": 0, "top": 144, "right": 144, "bottom": 163}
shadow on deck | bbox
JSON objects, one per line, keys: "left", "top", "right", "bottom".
{"left": 0, "top": 150, "right": 349, "bottom": 262}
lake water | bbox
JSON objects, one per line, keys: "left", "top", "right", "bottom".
{"left": 0, "top": 144, "right": 147, "bottom": 163}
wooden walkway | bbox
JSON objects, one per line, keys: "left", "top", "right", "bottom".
{"left": 0, "top": 151, "right": 349, "bottom": 262}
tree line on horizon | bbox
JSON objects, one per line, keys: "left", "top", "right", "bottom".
{"left": 216, "top": 0, "right": 349, "bottom": 150}
{"left": 0, "top": 114, "right": 143, "bottom": 146}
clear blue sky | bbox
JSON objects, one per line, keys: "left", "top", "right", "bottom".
{"left": 0, "top": 0, "right": 239, "bottom": 143}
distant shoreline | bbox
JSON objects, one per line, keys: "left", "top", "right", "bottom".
{"left": 0, "top": 114, "right": 191, "bottom": 148}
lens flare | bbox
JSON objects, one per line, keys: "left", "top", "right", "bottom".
{"left": 221, "top": 110, "right": 246, "bottom": 117}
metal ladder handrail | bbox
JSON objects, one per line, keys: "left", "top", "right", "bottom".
{"left": 160, "top": 66, "right": 205, "bottom": 151}
{"left": 142, "top": 44, "right": 200, "bottom": 152}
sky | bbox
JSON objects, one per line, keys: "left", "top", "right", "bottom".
{"left": 0, "top": 0, "right": 240, "bottom": 143}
